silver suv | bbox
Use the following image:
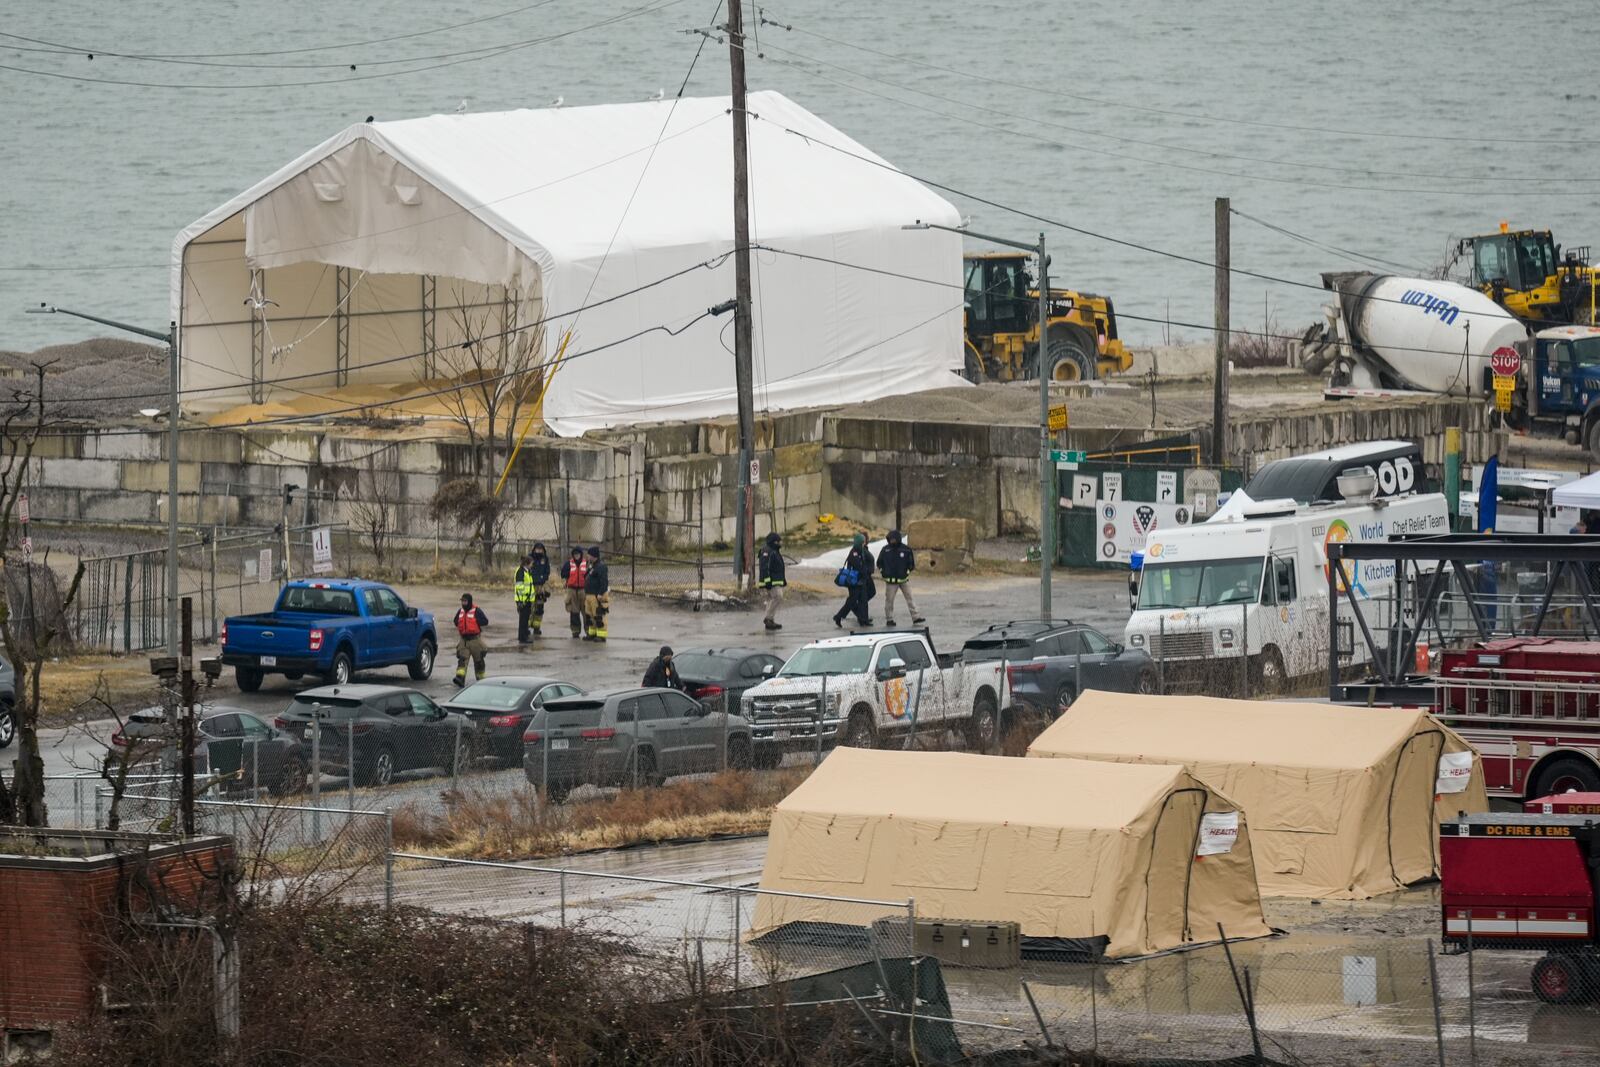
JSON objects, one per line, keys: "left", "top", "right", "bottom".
{"left": 523, "top": 686, "right": 753, "bottom": 803}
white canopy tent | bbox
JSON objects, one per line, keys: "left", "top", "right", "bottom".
{"left": 171, "top": 92, "right": 966, "bottom": 434}
{"left": 1552, "top": 469, "right": 1600, "bottom": 510}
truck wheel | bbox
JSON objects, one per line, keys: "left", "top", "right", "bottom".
{"left": 963, "top": 340, "right": 985, "bottom": 383}
{"left": 327, "top": 650, "right": 354, "bottom": 687}
{"left": 843, "top": 710, "right": 876, "bottom": 749}
{"left": 631, "top": 748, "right": 663, "bottom": 789}
{"left": 1533, "top": 955, "right": 1585, "bottom": 1005}
{"left": 270, "top": 758, "right": 307, "bottom": 796}
{"left": 727, "top": 736, "right": 751, "bottom": 770}
{"left": 408, "top": 639, "right": 436, "bottom": 681}
{"left": 1251, "top": 647, "right": 1287, "bottom": 696}
{"left": 0, "top": 703, "right": 14, "bottom": 749}
{"left": 965, "top": 692, "right": 1000, "bottom": 752}
{"left": 235, "top": 666, "right": 263, "bottom": 693}
{"left": 545, "top": 780, "right": 571, "bottom": 805}
{"left": 1046, "top": 329, "right": 1097, "bottom": 382}
{"left": 1532, "top": 757, "right": 1600, "bottom": 798}
{"left": 1135, "top": 668, "right": 1158, "bottom": 695}
{"left": 1588, "top": 419, "right": 1600, "bottom": 463}
{"left": 752, "top": 745, "right": 782, "bottom": 770}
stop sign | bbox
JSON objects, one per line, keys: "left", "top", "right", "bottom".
{"left": 1490, "top": 346, "right": 1521, "bottom": 377}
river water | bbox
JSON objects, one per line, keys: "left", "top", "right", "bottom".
{"left": 3, "top": 0, "right": 1598, "bottom": 356}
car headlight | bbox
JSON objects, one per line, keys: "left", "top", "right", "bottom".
{"left": 824, "top": 693, "right": 842, "bottom": 714}
{"left": 1128, "top": 633, "right": 1144, "bottom": 647}
{"left": 741, "top": 696, "right": 755, "bottom": 712}
{"left": 1219, "top": 627, "right": 1236, "bottom": 643}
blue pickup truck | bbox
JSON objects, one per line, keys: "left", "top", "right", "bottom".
{"left": 221, "top": 580, "right": 437, "bottom": 692}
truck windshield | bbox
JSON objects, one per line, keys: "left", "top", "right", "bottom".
{"left": 1573, "top": 337, "right": 1600, "bottom": 368}
{"left": 779, "top": 646, "right": 874, "bottom": 676}
{"left": 1137, "top": 557, "right": 1265, "bottom": 609}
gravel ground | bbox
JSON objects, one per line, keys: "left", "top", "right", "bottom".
{"left": 0, "top": 336, "right": 167, "bottom": 421}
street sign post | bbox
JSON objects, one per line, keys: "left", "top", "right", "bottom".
{"left": 17, "top": 493, "right": 28, "bottom": 526}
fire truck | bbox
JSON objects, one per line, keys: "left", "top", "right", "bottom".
{"left": 1435, "top": 639, "right": 1600, "bottom": 799}
{"left": 1441, "top": 792, "right": 1600, "bottom": 1003}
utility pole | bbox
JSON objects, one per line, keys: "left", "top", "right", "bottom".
{"left": 179, "top": 597, "right": 196, "bottom": 836}
{"left": 1036, "top": 234, "right": 1053, "bottom": 619}
{"left": 1212, "top": 197, "right": 1231, "bottom": 467}
{"left": 26, "top": 306, "right": 180, "bottom": 654}
{"left": 727, "top": 0, "right": 757, "bottom": 586}
{"left": 280, "top": 484, "right": 298, "bottom": 582}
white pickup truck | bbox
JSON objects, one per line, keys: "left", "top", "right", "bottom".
{"left": 739, "top": 630, "right": 1005, "bottom": 765}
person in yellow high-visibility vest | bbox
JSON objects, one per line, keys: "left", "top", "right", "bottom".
{"left": 514, "top": 553, "right": 537, "bottom": 644}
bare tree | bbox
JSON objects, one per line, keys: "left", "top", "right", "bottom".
{"left": 343, "top": 458, "right": 400, "bottom": 569}
{"left": 0, "top": 364, "right": 86, "bottom": 825}
{"left": 422, "top": 284, "right": 550, "bottom": 570}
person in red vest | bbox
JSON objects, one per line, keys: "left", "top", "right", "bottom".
{"left": 452, "top": 593, "right": 490, "bottom": 687}
{"left": 560, "top": 546, "right": 589, "bottom": 638}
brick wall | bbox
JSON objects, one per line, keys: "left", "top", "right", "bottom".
{"left": 0, "top": 835, "right": 232, "bottom": 1032}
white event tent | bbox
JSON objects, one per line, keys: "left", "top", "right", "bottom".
{"left": 171, "top": 92, "right": 965, "bottom": 434}
{"left": 1553, "top": 469, "right": 1600, "bottom": 511}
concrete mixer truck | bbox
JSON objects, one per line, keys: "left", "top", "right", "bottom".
{"left": 1299, "top": 271, "right": 1600, "bottom": 458}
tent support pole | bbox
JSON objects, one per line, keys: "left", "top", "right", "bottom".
{"left": 334, "top": 266, "right": 351, "bottom": 386}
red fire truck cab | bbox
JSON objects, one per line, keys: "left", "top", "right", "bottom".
{"left": 1435, "top": 638, "right": 1600, "bottom": 799}
{"left": 1441, "top": 794, "right": 1600, "bottom": 1003}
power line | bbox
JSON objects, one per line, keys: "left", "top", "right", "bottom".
{"left": 759, "top": 8, "right": 1600, "bottom": 148}
{"left": 1229, "top": 209, "right": 1432, "bottom": 276}
{"left": 748, "top": 110, "right": 1585, "bottom": 327}
{"left": 0, "top": 1, "right": 572, "bottom": 60}
{"left": 752, "top": 46, "right": 1598, "bottom": 198}
{"left": 749, "top": 36, "right": 1599, "bottom": 187}
{"left": 0, "top": 0, "right": 688, "bottom": 89}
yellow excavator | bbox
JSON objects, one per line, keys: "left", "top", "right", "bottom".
{"left": 962, "top": 251, "right": 1132, "bottom": 383}
{"left": 1456, "top": 223, "right": 1600, "bottom": 326}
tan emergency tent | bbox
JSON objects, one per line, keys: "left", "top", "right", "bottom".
{"left": 1027, "top": 692, "right": 1489, "bottom": 899}
{"left": 750, "top": 748, "right": 1271, "bottom": 959}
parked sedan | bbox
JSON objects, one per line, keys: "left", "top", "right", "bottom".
{"left": 963, "top": 620, "right": 1156, "bottom": 717}
{"left": 523, "top": 687, "right": 752, "bottom": 803}
{"left": 670, "top": 648, "right": 787, "bottom": 711}
{"left": 275, "top": 684, "right": 473, "bottom": 787}
{"left": 192, "top": 710, "right": 308, "bottom": 796}
{"left": 444, "top": 676, "right": 585, "bottom": 761}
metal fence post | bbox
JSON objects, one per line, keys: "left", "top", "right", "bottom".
{"left": 451, "top": 713, "right": 464, "bottom": 795}
{"left": 1427, "top": 940, "right": 1446, "bottom": 1067}
{"left": 311, "top": 720, "right": 322, "bottom": 841}
{"left": 1467, "top": 926, "right": 1477, "bottom": 1066}
{"left": 1240, "top": 602, "right": 1249, "bottom": 696}
{"left": 905, "top": 666, "right": 924, "bottom": 750}
{"left": 733, "top": 890, "right": 741, "bottom": 989}
{"left": 384, "top": 812, "right": 394, "bottom": 910}
{"left": 251, "top": 740, "right": 260, "bottom": 798}
{"left": 1158, "top": 615, "right": 1166, "bottom": 693}
{"left": 559, "top": 868, "right": 567, "bottom": 928}
{"left": 721, "top": 690, "right": 729, "bottom": 771}
{"left": 817, "top": 673, "right": 828, "bottom": 765}
{"left": 209, "top": 528, "right": 219, "bottom": 642}
{"left": 73, "top": 778, "right": 83, "bottom": 828}
{"left": 347, "top": 721, "right": 356, "bottom": 814}
{"left": 94, "top": 786, "right": 104, "bottom": 830}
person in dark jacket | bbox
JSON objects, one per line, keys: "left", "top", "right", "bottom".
{"left": 877, "top": 529, "right": 925, "bottom": 627}
{"left": 643, "top": 645, "right": 682, "bottom": 689}
{"left": 757, "top": 531, "right": 787, "bottom": 631}
{"left": 584, "top": 545, "right": 610, "bottom": 641}
{"left": 560, "top": 546, "right": 588, "bottom": 638}
{"left": 452, "top": 593, "right": 490, "bottom": 687}
{"left": 832, "top": 533, "right": 875, "bottom": 628}
{"left": 528, "top": 542, "right": 552, "bottom": 638}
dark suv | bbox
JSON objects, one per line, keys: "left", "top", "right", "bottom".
{"left": 274, "top": 684, "right": 473, "bottom": 787}
{"left": 963, "top": 619, "right": 1155, "bottom": 717}
{"left": 523, "top": 687, "right": 753, "bottom": 802}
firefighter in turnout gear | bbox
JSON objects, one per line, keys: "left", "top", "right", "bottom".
{"left": 560, "top": 546, "right": 588, "bottom": 638}
{"left": 452, "top": 593, "right": 490, "bottom": 687}
{"left": 877, "top": 529, "right": 924, "bottom": 627}
{"left": 584, "top": 545, "right": 610, "bottom": 641}
{"left": 757, "top": 531, "right": 786, "bottom": 631}
{"left": 527, "top": 542, "right": 552, "bottom": 638}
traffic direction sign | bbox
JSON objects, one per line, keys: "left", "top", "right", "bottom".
{"left": 1490, "top": 346, "right": 1521, "bottom": 378}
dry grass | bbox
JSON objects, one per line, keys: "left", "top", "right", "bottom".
{"left": 393, "top": 767, "right": 814, "bottom": 860}
{"left": 33, "top": 656, "right": 163, "bottom": 726}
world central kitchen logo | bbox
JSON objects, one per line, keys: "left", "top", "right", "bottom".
{"left": 1323, "top": 518, "right": 1372, "bottom": 598}
{"left": 1399, "top": 289, "right": 1462, "bottom": 326}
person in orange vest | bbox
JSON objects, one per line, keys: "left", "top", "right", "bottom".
{"left": 560, "top": 546, "right": 589, "bottom": 638}
{"left": 452, "top": 593, "right": 490, "bottom": 687}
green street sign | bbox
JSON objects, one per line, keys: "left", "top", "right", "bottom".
{"left": 1049, "top": 449, "right": 1086, "bottom": 465}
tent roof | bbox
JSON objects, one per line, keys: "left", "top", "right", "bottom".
{"left": 1553, "top": 469, "right": 1600, "bottom": 510}
{"left": 173, "top": 90, "right": 956, "bottom": 281}
{"left": 1029, "top": 691, "right": 1438, "bottom": 771}
{"left": 777, "top": 747, "right": 1190, "bottom": 830}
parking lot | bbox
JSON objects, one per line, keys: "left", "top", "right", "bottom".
{"left": 38, "top": 565, "right": 1136, "bottom": 799}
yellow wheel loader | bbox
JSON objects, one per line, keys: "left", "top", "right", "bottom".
{"left": 1457, "top": 224, "right": 1600, "bottom": 327}
{"left": 961, "top": 251, "right": 1132, "bottom": 383}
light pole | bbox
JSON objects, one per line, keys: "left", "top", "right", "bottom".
{"left": 28, "top": 304, "right": 181, "bottom": 655}
{"left": 904, "top": 222, "right": 1054, "bottom": 618}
